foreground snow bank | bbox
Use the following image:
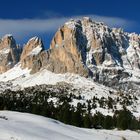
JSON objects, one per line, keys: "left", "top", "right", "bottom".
{"left": 0, "top": 111, "right": 139, "bottom": 140}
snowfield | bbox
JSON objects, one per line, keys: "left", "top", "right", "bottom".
{"left": 0, "top": 111, "right": 139, "bottom": 140}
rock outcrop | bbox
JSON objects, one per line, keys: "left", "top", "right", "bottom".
{"left": 53, "top": 17, "right": 140, "bottom": 71}
{"left": 0, "top": 34, "right": 21, "bottom": 73}
{"left": 46, "top": 20, "right": 90, "bottom": 77}
{"left": 20, "top": 36, "right": 44, "bottom": 73}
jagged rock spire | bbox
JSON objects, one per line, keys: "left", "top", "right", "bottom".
{"left": 0, "top": 34, "right": 21, "bottom": 73}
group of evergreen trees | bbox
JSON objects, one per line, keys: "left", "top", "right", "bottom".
{"left": 0, "top": 87, "right": 139, "bottom": 130}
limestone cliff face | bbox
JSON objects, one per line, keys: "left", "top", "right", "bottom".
{"left": 49, "top": 17, "right": 121, "bottom": 75}
{"left": 52, "top": 17, "right": 140, "bottom": 72}
{"left": 47, "top": 21, "right": 90, "bottom": 77}
{"left": 20, "top": 37, "right": 44, "bottom": 73}
{"left": 0, "top": 35, "right": 21, "bottom": 73}
{"left": 50, "top": 18, "right": 140, "bottom": 68}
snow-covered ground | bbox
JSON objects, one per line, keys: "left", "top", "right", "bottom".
{"left": 0, "top": 64, "right": 30, "bottom": 82}
{"left": 0, "top": 111, "right": 139, "bottom": 140}
{"left": 0, "top": 64, "right": 113, "bottom": 93}
{"left": 0, "top": 65, "right": 140, "bottom": 117}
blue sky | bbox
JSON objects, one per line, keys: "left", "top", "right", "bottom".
{"left": 0, "top": 0, "right": 139, "bottom": 48}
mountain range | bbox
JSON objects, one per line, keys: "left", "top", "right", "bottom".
{"left": 0, "top": 17, "right": 140, "bottom": 88}
{"left": 0, "top": 17, "right": 140, "bottom": 120}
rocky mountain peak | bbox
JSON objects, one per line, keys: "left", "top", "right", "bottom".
{"left": 0, "top": 34, "right": 16, "bottom": 49}
{"left": 20, "top": 36, "right": 45, "bottom": 73}
{"left": 58, "top": 17, "right": 140, "bottom": 70}
{"left": 49, "top": 18, "right": 91, "bottom": 77}
{"left": 49, "top": 17, "right": 114, "bottom": 75}
{"left": 20, "top": 36, "right": 44, "bottom": 61}
{"left": 26, "top": 36, "right": 42, "bottom": 47}
{"left": 49, "top": 17, "right": 140, "bottom": 92}
{"left": 0, "top": 35, "right": 21, "bottom": 73}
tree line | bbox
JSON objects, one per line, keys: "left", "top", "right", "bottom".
{"left": 0, "top": 86, "right": 139, "bottom": 130}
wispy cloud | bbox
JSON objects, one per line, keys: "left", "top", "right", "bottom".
{"left": 0, "top": 15, "right": 137, "bottom": 42}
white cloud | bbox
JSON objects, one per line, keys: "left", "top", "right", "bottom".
{"left": 0, "top": 15, "right": 136, "bottom": 41}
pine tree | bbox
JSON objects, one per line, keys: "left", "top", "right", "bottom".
{"left": 83, "top": 114, "right": 92, "bottom": 128}
{"left": 104, "top": 115, "right": 113, "bottom": 129}
{"left": 116, "top": 108, "right": 133, "bottom": 130}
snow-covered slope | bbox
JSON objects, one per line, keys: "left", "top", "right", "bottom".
{"left": 0, "top": 65, "right": 140, "bottom": 117}
{"left": 0, "top": 111, "right": 139, "bottom": 140}
{"left": 0, "top": 64, "right": 110, "bottom": 91}
{"left": 0, "top": 64, "right": 30, "bottom": 82}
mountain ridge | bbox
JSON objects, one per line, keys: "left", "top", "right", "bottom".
{"left": 0, "top": 17, "right": 139, "bottom": 93}
{"left": 0, "top": 17, "right": 139, "bottom": 73}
